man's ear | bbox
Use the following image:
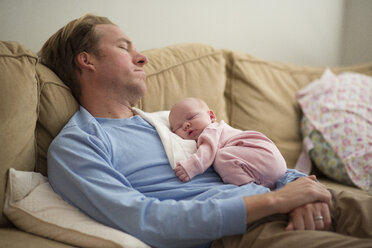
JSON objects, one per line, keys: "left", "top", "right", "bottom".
{"left": 76, "top": 52, "right": 95, "bottom": 71}
{"left": 208, "top": 110, "right": 216, "bottom": 123}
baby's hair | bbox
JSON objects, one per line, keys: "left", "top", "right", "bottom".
{"left": 194, "top": 98, "right": 209, "bottom": 110}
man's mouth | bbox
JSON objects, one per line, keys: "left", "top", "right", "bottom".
{"left": 134, "top": 69, "right": 146, "bottom": 80}
{"left": 134, "top": 68, "right": 145, "bottom": 74}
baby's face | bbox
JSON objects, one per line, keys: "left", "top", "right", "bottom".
{"left": 169, "top": 99, "right": 214, "bottom": 141}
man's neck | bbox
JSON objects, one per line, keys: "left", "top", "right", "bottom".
{"left": 80, "top": 95, "right": 135, "bottom": 119}
{"left": 84, "top": 105, "right": 135, "bottom": 119}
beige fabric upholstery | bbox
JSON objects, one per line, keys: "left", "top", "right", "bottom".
{"left": 0, "top": 42, "right": 38, "bottom": 227}
{"left": 225, "top": 51, "right": 372, "bottom": 168}
{"left": 138, "top": 43, "right": 229, "bottom": 123}
{"left": 36, "top": 63, "right": 79, "bottom": 176}
{"left": 0, "top": 228, "right": 75, "bottom": 248}
{"left": 224, "top": 52, "right": 326, "bottom": 168}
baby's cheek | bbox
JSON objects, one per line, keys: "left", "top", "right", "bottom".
{"left": 175, "top": 129, "right": 184, "bottom": 138}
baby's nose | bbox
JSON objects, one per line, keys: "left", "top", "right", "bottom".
{"left": 183, "top": 122, "right": 190, "bottom": 130}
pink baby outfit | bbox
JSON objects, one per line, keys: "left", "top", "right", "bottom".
{"left": 177, "top": 121, "right": 287, "bottom": 187}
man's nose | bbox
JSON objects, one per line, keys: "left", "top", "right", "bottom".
{"left": 134, "top": 52, "right": 148, "bottom": 67}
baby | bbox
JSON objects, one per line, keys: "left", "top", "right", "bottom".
{"left": 169, "top": 97, "right": 287, "bottom": 187}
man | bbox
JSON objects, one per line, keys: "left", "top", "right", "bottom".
{"left": 40, "top": 14, "right": 372, "bottom": 248}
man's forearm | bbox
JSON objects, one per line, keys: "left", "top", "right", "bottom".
{"left": 243, "top": 192, "right": 278, "bottom": 224}
{"left": 243, "top": 176, "right": 333, "bottom": 224}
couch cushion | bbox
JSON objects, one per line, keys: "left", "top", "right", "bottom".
{"left": 0, "top": 228, "right": 75, "bottom": 248}
{"left": 4, "top": 168, "right": 150, "bottom": 248}
{"left": 225, "top": 51, "right": 326, "bottom": 169}
{"left": 138, "top": 43, "right": 228, "bottom": 122}
{"left": 36, "top": 63, "right": 79, "bottom": 176}
{"left": 225, "top": 51, "right": 372, "bottom": 169}
{"left": 0, "top": 41, "right": 38, "bottom": 227}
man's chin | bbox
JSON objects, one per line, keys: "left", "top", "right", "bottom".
{"left": 129, "top": 88, "right": 147, "bottom": 107}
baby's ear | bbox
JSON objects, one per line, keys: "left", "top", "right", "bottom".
{"left": 209, "top": 110, "right": 216, "bottom": 123}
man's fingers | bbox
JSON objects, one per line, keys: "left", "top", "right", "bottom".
{"left": 288, "top": 209, "right": 305, "bottom": 230}
{"left": 285, "top": 221, "right": 294, "bottom": 231}
{"left": 287, "top": 202, "right": 332, "bottom": 231}
{"left": 308, "top": 175, "right": 317, "bottom": 181}
{"left": 303, "top": 206, "right": 316, "bottom": 230}
{"left": 313, "top": 212, "right": 325, "bottom": 230}
{"left": 320, "top": 202, "right": 332, "bottom": 230}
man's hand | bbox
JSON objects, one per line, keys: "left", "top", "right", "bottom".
{"left": 285, "top": 201, "right": 332, "bottom": 231}
{"left": 174, "top": 163, "right": 190, "bottom": 182}
{"left": 243, "top": 175, "right": 333, "bottom": 224}
{"left": 273, "top": 175, "right": 333, "bottom": 214}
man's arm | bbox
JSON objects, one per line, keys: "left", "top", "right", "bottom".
{"left": 243, "top": 176, "right": 333, "bottom": 224}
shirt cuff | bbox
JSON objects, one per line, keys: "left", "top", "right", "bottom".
{"left": 217, "top": 197, "right": 247, "bottom": 236}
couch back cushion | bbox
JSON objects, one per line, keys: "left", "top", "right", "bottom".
{"left": 36, "top": 64, "right": 79, "bottom": 176}
{"left": 138, "top": 43, "right": 228, "bottom": 122}
{"left": 0, "top": 41, "right": 38, "bottom": 227}
{"left": 225, "top": 51, "right": 372, "bottom": 169}
{"left": 225, "top": 52, "right": 327, "bottom": 169}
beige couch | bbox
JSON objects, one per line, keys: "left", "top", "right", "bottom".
{"left": 1, "top": 40, "right": 371, "bottom": 247}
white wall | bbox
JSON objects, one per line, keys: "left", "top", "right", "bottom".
{"left": 341, "top": 0, "right": 372, "bottom": 65}
{"left": 0, "top": 0, "right": 369, "bottom": 66}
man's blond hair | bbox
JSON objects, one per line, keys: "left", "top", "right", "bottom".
{"left": 38, "top": 14, "right": 114, "bottom": 100}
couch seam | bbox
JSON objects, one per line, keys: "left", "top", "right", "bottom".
{"left": 0, "top": 54, "right": 37, "bottom": 61}
{"left": 223, "top": 51, "right": 235, "bottom": 125}
{"left": 146, "top": 50, "right": 225, "bottom": 77}
{"left": 41, "top": 81, "right": 72, "bottom": 90}
{"left": 234, "top": 58, "right": 324, "bottom": 75}
{"left": 35, "top": 65, "right": 42, "bottom": 175}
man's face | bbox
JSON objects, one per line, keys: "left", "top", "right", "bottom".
{"left": 92, "top": 24, "right": 148, "bottom": 106}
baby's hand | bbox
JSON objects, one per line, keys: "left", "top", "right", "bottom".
{"left": 174, "top": 163, "right": 190, "bottom": 182}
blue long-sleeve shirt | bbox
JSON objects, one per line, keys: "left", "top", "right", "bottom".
{"left": 48, "top": 107, "right": 306, "bottom": 248}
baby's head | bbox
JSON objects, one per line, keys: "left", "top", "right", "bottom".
{"left": 169, "top": 97, "right": 216, "bottom": 141}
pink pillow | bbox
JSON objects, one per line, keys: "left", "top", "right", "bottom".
{"left": 296, "top": 69, "right": 372, "bottom": 191}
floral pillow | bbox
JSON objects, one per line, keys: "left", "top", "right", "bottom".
{"left": 301, "top": 116, "right": 354, "bottom": 186}
{"left": 296, "top": 69, "right": 371, "bottom": 191}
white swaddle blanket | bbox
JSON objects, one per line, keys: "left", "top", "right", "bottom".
{"left": 133, "top": 108, "right": 197, "bottom": 169}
